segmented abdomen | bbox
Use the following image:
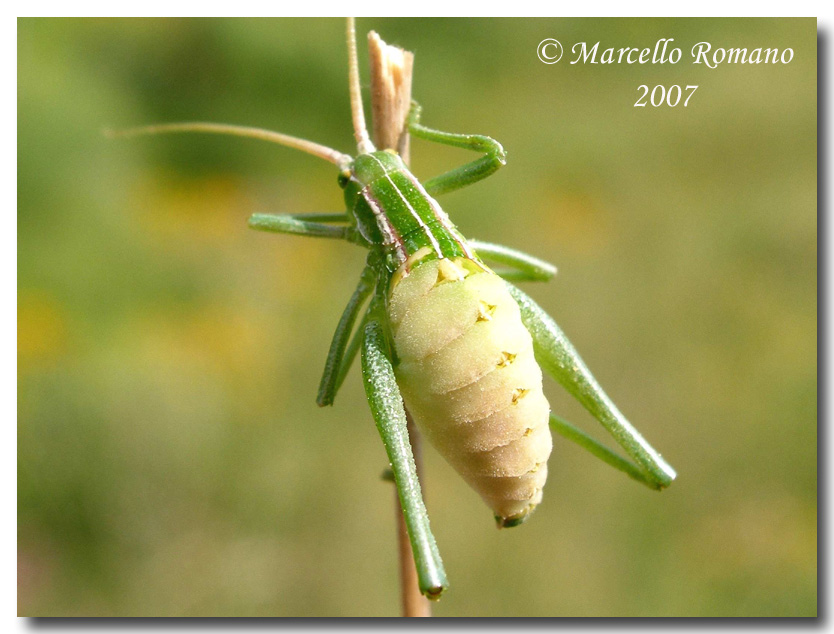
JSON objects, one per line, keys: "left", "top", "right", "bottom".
{"left": 388, "top": 256, "right": 552, "bottom": 526}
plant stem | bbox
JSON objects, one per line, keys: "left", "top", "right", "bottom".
{"left": 367, "top": 29, "right": 430, "bottom": 618}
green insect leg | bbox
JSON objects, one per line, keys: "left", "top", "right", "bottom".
{"left": 361, "top": 302, "right": 448, "bottom": 599}
{"left": 469, "top": 239, "right": 557, "bottom": 282}
{"left": 507, "top": 283, "right": 677, "bottom": 489}
{"left": 289, "top": 212, "right": 351, "bottom": 223}
{"left": 248, "top": 213, "right": 351, "bottom": 239}
{"left": 317, "top": 265, "right": 376, "bottom": 406}
{"left": 407, "top": 101, "right": 507, "bottom": 197}
{"left": 548, "top": 413, "right": 661, "bottom": 489}
{"left": 333, "top": 308, "right": 371, "bottom": 396}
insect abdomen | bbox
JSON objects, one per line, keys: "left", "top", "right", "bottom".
{"left": 389, "top": 257, "right": 552, "bottom": 526}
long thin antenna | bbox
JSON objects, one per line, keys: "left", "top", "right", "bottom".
{"left": 105, "top": 122, "right": 352, "bottom": 167}
{"left": 347, "top": 17, "right": 375, "bottom": 155}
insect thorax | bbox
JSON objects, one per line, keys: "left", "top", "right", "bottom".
{"left": 342, "top": 150, "right": 476, "bottom": 273}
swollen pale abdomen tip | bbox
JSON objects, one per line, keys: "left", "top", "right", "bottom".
{"left": 390, "top": 257, "right": 552, "bottom": 525}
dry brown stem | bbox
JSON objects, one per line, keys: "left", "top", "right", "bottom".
{"left": 368, "top": 31, "right": 415, "bottom": 162}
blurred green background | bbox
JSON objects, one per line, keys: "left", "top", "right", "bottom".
{"left": 18, "top": 18, "right": 816, "bottom": 617}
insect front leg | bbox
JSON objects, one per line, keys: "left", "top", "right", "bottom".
{"left": 506, "top": 283, "right": 677, "bottom": 490}
{"left": 361, "top": 299, "right": 448, "bottom": 600}
{"left": 317, "top": 265, "right": 376, "bottom": 406}
{"left": 468, "top": 239, "right": 557, "bottom": 283}
{"left": 248, "top": 212, "right": 353, "bottom": 240}
{"left": 407, "top": 101, "right": 507, "bottom": 197}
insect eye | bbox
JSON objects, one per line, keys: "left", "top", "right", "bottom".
{"left": 337, "top": 170, "right": 351, "bottom": 188}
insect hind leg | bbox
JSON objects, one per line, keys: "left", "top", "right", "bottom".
{"left": 361, "top": 300, "right": 448, "bottom": 599}
{"left": 506, "top": 282, "right": 677, "bottom": 489}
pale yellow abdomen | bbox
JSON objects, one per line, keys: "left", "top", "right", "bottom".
{"left": 388, "top": 257, "right": 552, "bottom": 525}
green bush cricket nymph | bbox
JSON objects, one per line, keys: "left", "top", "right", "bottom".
{"left": 112, "top": 18, "right": 676, "bottom": 600}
